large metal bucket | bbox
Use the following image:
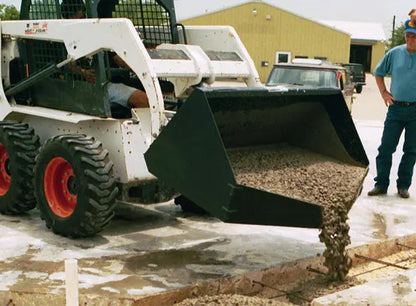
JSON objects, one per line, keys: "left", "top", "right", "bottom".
{"left": 144, "top": 87, "right": 368, "bottom": 228}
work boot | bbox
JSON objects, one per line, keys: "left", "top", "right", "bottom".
{"left": 398, "top": 188, "right": 410, "bottom": 199}
{"left": 367, "top": 186, "right": 387, "bottom": 196}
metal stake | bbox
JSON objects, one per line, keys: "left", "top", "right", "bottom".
{"left": 253, "top": 280, "right": 310, "bottom": 302}
{"left": 397, "top": 242, "right": 416, "bottom": 250}
{"left": 306, "top": 267, "right": 327, "bottom": 275}
{"left": 355, "top": 254, "right": 408, "bottom": 270}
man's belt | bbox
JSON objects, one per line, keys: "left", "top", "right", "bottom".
{"left": 393, "top": 101, "right": 416, "bottom": 107}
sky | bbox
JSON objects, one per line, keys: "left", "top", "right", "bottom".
{"left": 1, "top": 0, "right": 18, "bottom": 8}
{"left": 3, "top": 0, "right": 414, "bottom": 38}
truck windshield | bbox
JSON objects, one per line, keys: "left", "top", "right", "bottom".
{"left": 266, "top": 67, "right": 339, "bottom": 88}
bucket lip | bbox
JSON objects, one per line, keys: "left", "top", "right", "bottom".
{"left": 196, "top": 86, "right": 342, "bottom": 97}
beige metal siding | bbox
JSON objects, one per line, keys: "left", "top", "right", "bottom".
{"left": 371, "top": 41, "right": 386, "bottom": 72}
{"left": 182, "top": 2, "right": 351, "bottom": 82}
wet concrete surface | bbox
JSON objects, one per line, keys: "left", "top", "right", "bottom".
{"left": 2, "top": 75, "right": 416, "bottom": 304}
{"left": 312, "top": 266, "right": 416, "bottom": 306}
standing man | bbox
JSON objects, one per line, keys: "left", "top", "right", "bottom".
{"left": 368, "top": 20, "right": 416, "bottom": 198}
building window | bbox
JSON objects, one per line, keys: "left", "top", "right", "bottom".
{"left": 295, "top": 55, "right": 308, "bottom": 59}
{"left": 314, "top": 56, "right": 327, "bottom": 60}
{"left": 275, "top": 51, "right": 291, "bottom": 64}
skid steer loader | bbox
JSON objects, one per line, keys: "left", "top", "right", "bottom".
{"left": 0, "top": 0, "right": 368, "bottom": 237}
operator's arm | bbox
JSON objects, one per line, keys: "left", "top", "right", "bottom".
{"left": 112, "top": 54, "right": 130, "bottom": 69}
{"left": 375, "top": 76, "right": 394, "bottom": 107}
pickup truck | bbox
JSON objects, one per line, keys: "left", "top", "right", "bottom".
{"left": 340, "top": 63, "right": 366, "bottom": 93}
{"left": 266, "top": 59, "right": 354, "bottom": 111}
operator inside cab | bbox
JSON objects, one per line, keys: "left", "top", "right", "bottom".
{"left": 61, "top": 0, "right": 149, "bottom": 109}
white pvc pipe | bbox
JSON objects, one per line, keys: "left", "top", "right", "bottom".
{"left": 65, "top": 259, "right": 79, "bottom": 306}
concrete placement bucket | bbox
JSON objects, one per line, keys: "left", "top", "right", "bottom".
{"left": 144, "top": 87, "right": 368, "bottom": 228}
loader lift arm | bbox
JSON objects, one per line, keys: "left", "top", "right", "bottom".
{"left": 5, "top": 0, "right": 260, "bottom": 125}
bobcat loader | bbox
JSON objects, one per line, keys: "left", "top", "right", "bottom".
{"left": 0, "top": 0, "right": 368, "bottom": 237}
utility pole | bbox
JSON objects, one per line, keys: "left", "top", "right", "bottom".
{"left": 392, "top": 15, "right": 396, "bottom": 47}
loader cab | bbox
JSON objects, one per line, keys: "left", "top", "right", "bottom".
{"left": 95, "top": 0, "right": 179, "bottom": 48}
{"left": 10, "top": 0, "right": 179, "bottom": 117}
{"left": 19, "top": 0, "right": 179, "bottom": 48}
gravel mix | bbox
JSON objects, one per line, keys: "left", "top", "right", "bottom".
{"left": 175, "top": 293, "right": 292, "bottom": 306}
{"left": 227, "top": 143, "right": 367, "bottom": 281}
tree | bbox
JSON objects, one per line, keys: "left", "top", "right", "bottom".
{"left": 0, "top": 4, "right": 19, "bottom": 20}
{"left": 388, "top": 22, "right": 406, "bottom": 50}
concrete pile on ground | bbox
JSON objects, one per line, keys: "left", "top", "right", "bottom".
{"left": 175, "top": 293, "right": 293, "bottom": 305}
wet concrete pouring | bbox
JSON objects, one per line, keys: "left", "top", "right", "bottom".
{"left": 3, "top": 75, "right": 416, "bottom": 305}
{"left": 228, "top": 144, "right": 366, "bottom": 282}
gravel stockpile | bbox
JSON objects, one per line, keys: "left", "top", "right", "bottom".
{"left": 227, "top": 144, "right": 367, "bottom": 282}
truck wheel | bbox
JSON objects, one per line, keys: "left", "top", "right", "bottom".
{"left": 175, "top": 195, "right": 208, "bottom": 214}
{"left": 34, "top": 134, "right": 118, "bottom": 237}
{"left": 0, "top": 121, "right": 39, "bottom": 214}
{"left": 356, "top": 85, "right": 363, "bottom": 93}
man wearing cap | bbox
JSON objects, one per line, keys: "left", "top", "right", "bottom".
{"left": 368, "top": 20, "right": 416, "bottom": 198}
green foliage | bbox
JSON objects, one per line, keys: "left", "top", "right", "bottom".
{"left": 0, "top": 4, "right": 19, "bottom": 20}
{"left": 388, "top": 22, "right": 406, "bottom": 50}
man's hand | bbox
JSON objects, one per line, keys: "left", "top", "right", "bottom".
{"left": 375, "top": 76, "right": 393, "bottom": 107}
{"left": 68, "top": 62, "right": 96, "bottom": 82}
{"left": 81, "top": 68, "right": 96, "bottom": 83}
{"left": 381, "top": 90, "right": 394, "bottom": 107}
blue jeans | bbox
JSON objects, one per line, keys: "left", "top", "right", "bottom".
{"left": 375, "top": 104, "right": 416, "bottom": 190}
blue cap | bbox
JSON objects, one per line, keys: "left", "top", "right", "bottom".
{"left": 404, "top": 19, "right": 416, "bottom": 34}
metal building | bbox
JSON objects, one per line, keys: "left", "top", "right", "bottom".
{"left": 320, "top": 21, "right": 386, "bottom": 73}
{"left": 180, "top": 2, "right": 384, "bottom": 82}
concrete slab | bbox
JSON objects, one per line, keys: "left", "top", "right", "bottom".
{"left": 1, "top": 74, "right": 416, "bottom": 304}
{"left": 0, "top": 201, "right": 326, "bottom": 303}
{"left": 312, "top": 268, "right": 416, "bottom": 306}
{"left": 349, "top": 120, "right": 416, "bottom": 246}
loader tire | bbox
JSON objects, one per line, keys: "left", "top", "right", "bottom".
{"left": 356, "top": 85, "right": 363, "bottom": 93}
{"left": 175, "top": 195, "right": 208, "bottom": 214}
{"left": 0, "top": 121, "right": 39, "bottom": 214}
{"left": 34, "top": 134, "right": 118, "bottom": 237}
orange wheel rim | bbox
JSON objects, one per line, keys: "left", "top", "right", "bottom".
{"left": 44, "top": 157, "right": 77, "bottom": 218}
{"left": 0, "top": 144, "right": 10, "bottom": 196}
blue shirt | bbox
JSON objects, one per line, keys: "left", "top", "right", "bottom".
{"left": 373, "top": 45, "right": 416, "bottom": 101}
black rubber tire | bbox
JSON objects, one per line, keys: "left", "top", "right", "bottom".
{"left": 0, "top": 121, "right": 39, "bottom": 214}
{"left": 356, "top": 85, "right": 363, "bottom": 93}
{"left": 34, "top": 134, "right": 118, "bottom": 237}
{"left": 174, "top": 195, "right": 208, "bottom": 214}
